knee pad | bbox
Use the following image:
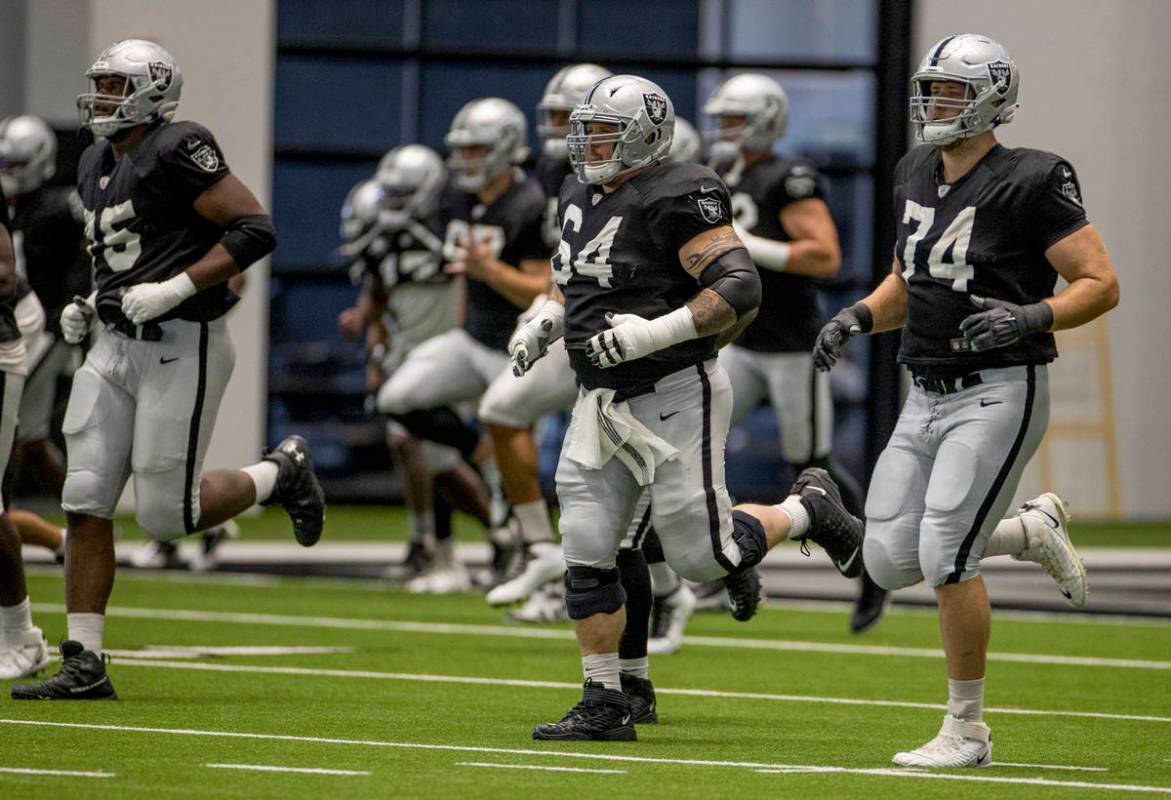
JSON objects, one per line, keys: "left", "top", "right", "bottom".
{"left": 134, "top": 501, "right": 188, "bottom": 541}
{"left": 564, "top": 565, "right": 627, "bottom": 620}
{"left": 863, "top": 536, "right": 922, "bottom": 591}
{"left": 729, "top": 510, "right": 767, "bottom": 572}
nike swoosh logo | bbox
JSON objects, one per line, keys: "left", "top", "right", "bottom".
{"left": 160, "top": 357, "right": 179, "bottom": 364}
{"left": 659, "top": 410, "right": 683, "bottom": 421}
{"left": 836, "top": 547, "right": 859, "bottom": 573}
{"left": 70, "top": 676, "right": 109, "bottom": 693}
{"left": 1038, "top": 509, "right": 1059, "bottom": 528}
{"left": 620, "top": 715, "right": 632, "bottom": 726}
{"left": 1060, "top": 589, "right": 1072, "bottom": 599}
{"left": 979, "top": 399, "right": 1003, "bottom": 407}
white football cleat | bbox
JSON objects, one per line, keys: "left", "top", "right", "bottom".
{"left": 486, "top": 542, "right": 565, "bottom": 606}
{"left": 647, "top": 584, "right": 697, "bottom": 655}
{"left": 508, "top": 582, "right": 567, "bottom": 623}
{"left": 0, "top": 626, "right": 50, "bottom": 679}
{"left": 892, "top": 715, "right": 992, "bottom": 768}
{"left": 1013, "top": 493, "right": 1088, "bottom": 608}
{"left": 131, "top": 539, "right": 183, "bottom": 569}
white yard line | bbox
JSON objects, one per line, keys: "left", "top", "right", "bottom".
{"left": 30, "top": 603, "right": 1171, "bottom": 672}
{"left": 106, "top": 659, "right": 1171, "bottom": 725}
{"left": 0, "top": 766, "right": 115, "bottom": 778}
{"left": 205, "top": 763, "right": 369, "bottom": 776}
{"left": 107, "top": 646, "right": 356, "bottom": 660}
{"left": 457, "top": 762, "right": 625, "bottom": 775}
{"left": 2, "top": 721, "right": 1164, "bottom": 794}
{"left": 994, "top": 761, "right": 1110, "bottom": 772}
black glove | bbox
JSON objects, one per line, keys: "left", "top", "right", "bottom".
{"left": 813, "top": 302, "right": 873, "bottom": 371}
{"left": 959, "top": 296, "right": 1053, "bottom": 353}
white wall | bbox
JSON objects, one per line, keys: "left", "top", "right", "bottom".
{"left": 915, "top": 0, "right": 1171, "bottom": 517}
{"left": 19, "top": 1, "right": 275, "bottom": 505}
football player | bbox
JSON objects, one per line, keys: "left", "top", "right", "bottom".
{"left": 702, "top": 72, "right": 891, "bottom": 635}
{"left": 0, "top": 115, "right": 89, "bottom": 496}
{"left": 514, "top": 75, "right": 866, "bottom": 741}
{"left": 375, "top": 97, "right": 549, "bottom": 585}
{"left": 337, "top": 148, "right": 491, "bottom": 591}
{"left": 0, "top": 179, "right": 50, "bottom": 681}
{"left": 12, "top": 39, "right": 325, "bottom": 700}
{"left": 813, "top": 35, "right": 1116, "bottom": 766}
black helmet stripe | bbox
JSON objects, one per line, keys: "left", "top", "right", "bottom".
{"left": 928, "top": 35, "right": 957, "bottom": 66}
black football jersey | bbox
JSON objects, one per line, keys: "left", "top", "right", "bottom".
{"left": 554, "top": 162, "right": 731, "bottom": 396}
{"left": 348, "top": 211, "right": 450, "bottom": 293}
{"left": 0, "top": 184, "right": 18, "bottom": 343}
{"left": 9, "top": 186, "right": 90, "bottom": 335}
{"left": 77, "top": 120, "right": 239, "bottom": 327}
{"left": 727, "top": 154, "right": 827, "bottom": 353}
{"left": 438, "top": 172, "right": 547, "bottom": 352}
{"left": 535, "top": 155, "right": 573, "bottom": 250}
{"left": 894, "top": 144, "right": 1088, "bottom": 369}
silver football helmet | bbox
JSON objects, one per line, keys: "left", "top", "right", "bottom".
{"left": 669, "top": 117, "right": 700, "bottom": 164}
{"left": 567, "top": 74, "right": 674, "bottom": 185}
{"left": 703, "top": 73, "right": 788, "bottom": 164}
{"left": 910, "top": 34, "right": 1019, "bottom": 146}
{"left": 444, "top": 98, "right": 529, "bottom": 193}
{"left": 77, "top": 39, "right": 183, "bottom": 139}
{"left": 537, "top": 63, "right": 613, "bottom": 160}
{"left": 375, "top": 144, "right": 446, "bottom": 230}
{"left": 0, "top": 115, "right": 57, "bottom": 198}
{"left": 339, "top": 178, "right": 385, "bottom": 254}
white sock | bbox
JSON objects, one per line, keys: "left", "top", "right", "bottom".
{"left": 513, "top": 499, "right": 555, "bottom": 545}
{"left": 406, "top": 509, "right": 435, "bottom": 545}
{"left": 619, "top": 656, "right": 649, "bottom": 680}
{"left": 947, "top": 677, "right": 985, "bottom": 722}
{"left": 984, "top": 516, "right": 1029, "bottom": 557}
{"left": 582, "top": 652, "right": 621, "bottom": 690}
{"left": 67, "top": 612, "right": 105, "bottom": 654}
{"left": 242, "top": 461, "right": 280, "bottom": 504}
{"left": 479, "top": 459, "right": 507, "bottom": 527}
{"left": 776, "top": 495, "right": 810, "bottom": 538}
{"left": 648, "top": 562, "right": 680, "bottom": 598}
{"left": 0, "top": 596, "right": 33, "bottom": 637}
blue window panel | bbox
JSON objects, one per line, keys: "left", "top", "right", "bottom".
{"left": 269, "top": 281, "right": 357, "bottom": 344}
{"left": 579, "top": 0, "right": 699, "bottom": 57}
{"left": 277, "top": 0, "right": 404, "bottom": 46}
{"left": 275, "top": 56, "right": 404, "bottom": 151}
{"left": 422, "top": 0, "right": 560, "bottom": 49}
{"left": 820, "top": 173, "right": 874, "bottom": 286}
{"left": 418, "top": 62, "right": 557, "bottom": 153}
{"left": 726, "top": 0, "right": 877, "bottom": 64}
{"left": 271, "top": 160, "right": 378, "bottom": 269}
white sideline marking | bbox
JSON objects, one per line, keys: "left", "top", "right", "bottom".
{"left": 107, "top": 659, "right": 1171, "bottom": 725}
{"left": 206, "top": 763, "right": 369, "bottom": 776}
{"left": 31, "top": 603, "right": 1171, "bottom": 672}
{"left": 458, "top": 762, "right": 625, "bottom": 775}
{"left": 2, "top": 721, "right": 1165, "bottom": 795}
{"left": 0, "top": 766, "right": 115, "bottom": 778}
{"left": 994, "top": 761, "right": 1109, "bottom": 772}
{"left": 108, "top": 646, "right": 356, "bottom": 660}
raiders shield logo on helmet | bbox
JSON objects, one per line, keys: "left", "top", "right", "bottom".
{"left": 986, "top": 61, "right": 1012, "bottom": 95}
{"left": 697, "top": 195, "right": 724, "bottom": 224}
{"left": 643, "top": 93, "right": 668, "bottom": 126}
{"left": 149, "top": 60, "right": 174, "bottom": 90}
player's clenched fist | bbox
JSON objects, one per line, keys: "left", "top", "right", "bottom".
{"left": 60, "top": 294, "right": 97, "bottom": 344}
{"left": 509, "top": 300, "right": 565, "bottom": 376}
{"left": 120, "top": 272, "right": 197, "bottom": 324}
{"left": 586, "top": 307, "right": 697, "bottom": 369}
{"left": 813, "top": 302, "right": 873, "bottom": 371}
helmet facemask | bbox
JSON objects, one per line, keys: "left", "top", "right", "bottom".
{"left": 567, "top": 112, "right": 669, "bottom": 186}
{"left": 537, "top": 107, "right": 572, "bottom": 160}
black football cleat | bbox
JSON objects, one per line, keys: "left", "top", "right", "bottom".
{"left": 723, "top": 566, "right": 763, "bottom": 622}
{"left": 620, "top": 673, "right": 659, "bottom": 724}
{"left": 11, "top": 640, "right": 117, "bottom": 700}
{"left": 790, "top": 467, "right": 865, "bottom": 579}
{"left": 262, "top": 435, "right": 326, "bottom": 547}
{"left": 532, "top": 679, "right": 636, "bottom": 741}
{"left": 850, "top": 573, "right": 892, "bottom": 634}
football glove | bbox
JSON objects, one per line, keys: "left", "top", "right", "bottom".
{"left": 509, "top": 300, "right": 565, "bottom": 376}
{"left": 61, "top": 294, "right": 97, "bottom": 345}
{"left": 813, "top": 302, "right": 872, "bottom": 371}
{"left": 959, "top": 296, "right": 1053, "bottom": 353}
{"left": 121, "top": 272, "right": 197, "bottom": 325}
{"left": 585, "top": 307, "right": 697, "bottom": 369}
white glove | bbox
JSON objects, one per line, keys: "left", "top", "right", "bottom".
{"left": 121, "top": 272, "right": 197, "bottom": 325}
{"left": 60, "top": 294, "right": 97, "bottom": 345}
{"left": 508, "top": 299, "right": 565, "bottom": 376}
{"left": 585, "top": 307, "right": 697, "bottom": 369}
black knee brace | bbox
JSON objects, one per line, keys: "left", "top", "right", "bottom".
{"left": 564, "top": 565, "right": 627, "bottom": 620}
{"left": 729, "top": 510, "right": 767, "bottom": 574}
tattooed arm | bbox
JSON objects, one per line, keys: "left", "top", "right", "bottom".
{"left": 679, "top": 225, "right": 760, "bottom": 338}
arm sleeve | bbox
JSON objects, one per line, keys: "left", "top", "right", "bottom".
{"left": 1030, "top": 159, "right": 1090, "bottom": 250}
{"left": 157, "top": 123, "right": 231, "bottom": 204}
{"left": 645, "top": 173, "right": 735, "bottom": 253}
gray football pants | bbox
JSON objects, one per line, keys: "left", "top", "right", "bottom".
{"left": 61, "top": 318, "right": 235, "bottom": 539}
{"left": 863, "top": 365, "right": 1049, "bottom": 589}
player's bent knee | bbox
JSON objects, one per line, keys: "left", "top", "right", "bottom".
{"left": 863, "top": 536, "right": 922, "bottom": 590}
{"left": 134, "top": 501, "right": 188, "bottom": 542}
{"left": 564, "top": 565, "right": 626, "bottom": 620}
{"left": 61, "top": 472, "right": 117, "bottom": 520}
{"left": 375, "top": 379, "right": 411, "bottom": 416}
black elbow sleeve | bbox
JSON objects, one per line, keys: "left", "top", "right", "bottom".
{"left": 699, "top": 246, "right": 761, "bottom": 317}
{"left": 220, "top": 214, "right": 276, "bottom": 271}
